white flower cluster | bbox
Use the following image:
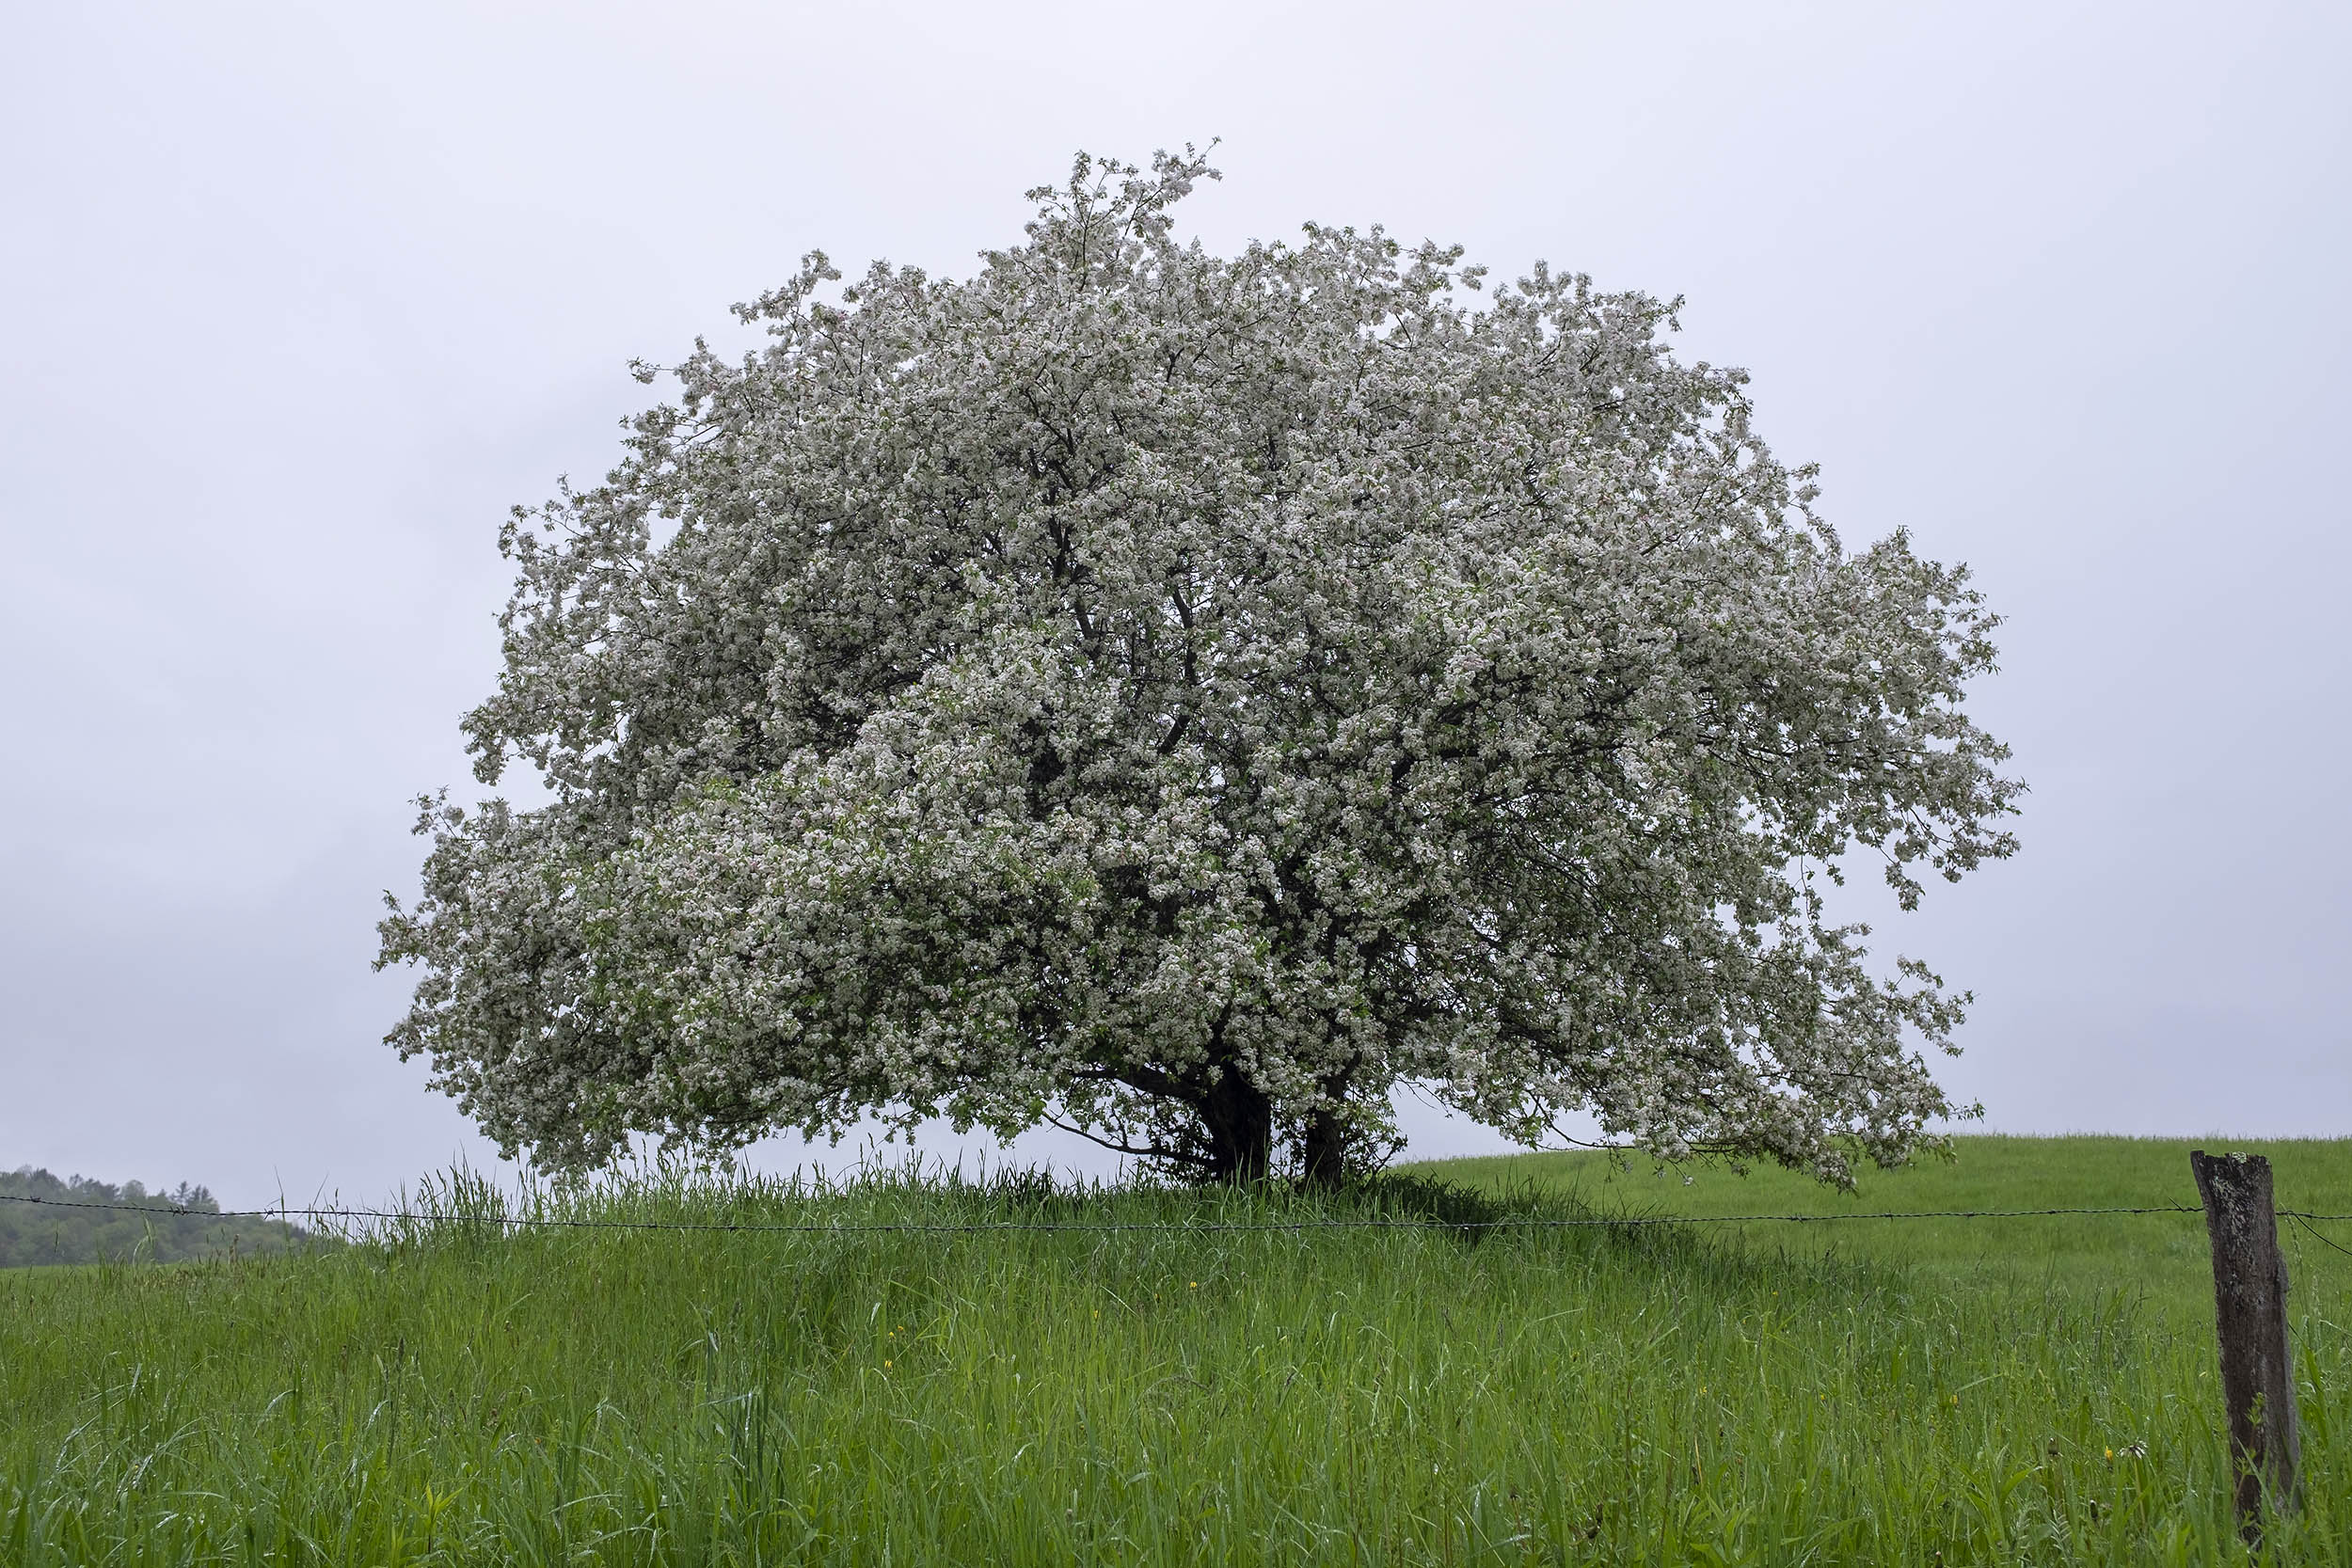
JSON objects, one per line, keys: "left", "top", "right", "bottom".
{"left": 378, "top": 150, "right": 2020, "bottom": 1186}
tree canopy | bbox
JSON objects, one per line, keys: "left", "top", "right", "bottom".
{"left": 379, "top": 150, "right": 2019, "bottom": 1186}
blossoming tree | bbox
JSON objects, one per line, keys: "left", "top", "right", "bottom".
{"left": 379, "top": 150, "right": 2020, "bottom": 1186}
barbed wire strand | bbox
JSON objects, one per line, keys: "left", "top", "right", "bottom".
{"left": 2287, "top": 1210, "right": 2352, "bottom": 1262}
{"left": 8, "top": 1190, "right": 2352, "bottom": 1234}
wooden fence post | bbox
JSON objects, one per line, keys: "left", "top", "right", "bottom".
{"left": 2189, "top": 1149, "right": 2299, "bottom": 1539}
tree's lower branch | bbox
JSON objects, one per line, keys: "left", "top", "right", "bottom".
{"left": 1041, "top": 1112, "right": 1210, "bottom": 1166}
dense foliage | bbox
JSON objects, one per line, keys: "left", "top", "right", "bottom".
{"left": 0, "top": 1166, "right": 310, "bottom": 1268}
{"left": 380, "top": 150, "right": 2019, "bottom": 1182}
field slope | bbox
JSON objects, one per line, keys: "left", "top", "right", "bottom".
{"left": 3, "top": 1137, "right": 2348, "bottom": 1565}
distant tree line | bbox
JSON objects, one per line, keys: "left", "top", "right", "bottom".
{"left": 0, "top": 1166, "right": 319, "bottom": 1267}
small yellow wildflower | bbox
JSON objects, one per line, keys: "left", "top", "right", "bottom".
{"left": 1189, "top": 1280, "right": 1198, "bottom": 1289}
{"left": 883, "top": 1359, "right": 893, "bottom": 1370}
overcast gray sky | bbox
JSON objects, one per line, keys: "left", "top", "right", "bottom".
{"left": 4, "top": 1, "right": 2346, "bottom": 1208}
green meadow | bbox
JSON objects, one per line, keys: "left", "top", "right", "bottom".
{"left": 1439, "top": 1134, "right": 2352, "bottom": 1326}
{"left": 4, "top": 1136, "right": 2349, "bottom": 1565}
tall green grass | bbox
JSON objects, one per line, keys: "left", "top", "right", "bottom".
{"left": 3, "top": 1138, "right": 2348, "bottom": 1565}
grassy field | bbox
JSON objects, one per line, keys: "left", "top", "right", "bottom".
{"left": 1436, "top": 1135, "right": 2352, "bottom": 1325}
{"left": 3, "top": 1137, "right": 2348, "bottom": 1565}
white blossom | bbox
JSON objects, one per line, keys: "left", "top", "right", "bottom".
{"left": 378, "top": 149, "right": 2021, "bottom": 1186}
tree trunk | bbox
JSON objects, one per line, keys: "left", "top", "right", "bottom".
{"left": 1198, "top": 1069, "right": 1273, "bottom": 1182}
{"left": 1301, "top": 1106, "right": 1348, "bottom": 1188}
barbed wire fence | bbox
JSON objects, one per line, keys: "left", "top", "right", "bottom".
{"left": 4, "top": 1190, "right": 2350, "bottom": 1235}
